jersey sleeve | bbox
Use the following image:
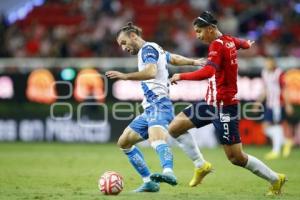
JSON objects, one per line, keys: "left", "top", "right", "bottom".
{"left": 206, "top": 39, "right": 223, "bottom": 70}
{"left": 180, "top": 65, "right": 216, "bottom": 80}
{"left": 232, "top": 37, "right": 250, "bottom": 50}
{"left": 141, "top": 45, "right": 159, "bottom": 64}
{"left": 165, "top": 51, "right": 171, "bottom": 63}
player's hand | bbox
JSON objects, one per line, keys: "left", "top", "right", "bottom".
{"left": 105, "top": 71, "right": 128, "bottom": 80}
{"left": 170, "top": 73, "right": 180, "bottom": 85}
{"left": 247, "top": 40, "right": 255, "bottom": 47}
{"left": 193, "top": 58, "right": 207, "bottom": 66}
{"left": 285, "top": 104, "right": 294, "bottom": 116}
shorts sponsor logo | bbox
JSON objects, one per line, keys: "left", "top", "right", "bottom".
{"left": 220, "top": 113, "right": 230, "bottom": 122}
{"left": 223, "top": 135, "right": 230, "bottom": 141}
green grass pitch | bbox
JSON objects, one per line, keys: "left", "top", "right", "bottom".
{"left": 0, "top": 142, "right": 299, "bottom": 200}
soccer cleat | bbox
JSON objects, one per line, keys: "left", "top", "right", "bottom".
{"left": 150, "top": 172, "right": 178, "bottom": 186}
{"left": 189, "top": 161, "right": 213, "bottom": 187}
{"left": 133, "top": 181, "right": 160, "bottom": 192}
{"left": 266, "top": 173, "right": 286, "bottom": 196}
{"left": 264, "top": 151, "right": 280, "bottom": 160}
{"left": 283, "top": 140, "right": 293, "bottom": 158}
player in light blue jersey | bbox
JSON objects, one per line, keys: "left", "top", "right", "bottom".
{"left": 106, "top": 22, "right": 208, "bottom": 192}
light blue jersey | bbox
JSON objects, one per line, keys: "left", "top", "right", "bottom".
{"left": 138, "top": 42, "right": 171, "bottom": 109}
{"left": 129, "top": 42, "right": 174, "bottom": 139}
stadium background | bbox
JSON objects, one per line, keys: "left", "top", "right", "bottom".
{"left": 0, "top": 0, "right": 299, "bottom": 145}
{"left": 0, "top": 0, "right": 300, "bottom": 199}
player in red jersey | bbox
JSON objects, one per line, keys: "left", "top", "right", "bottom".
{"left": 169, "top": 11, "right": 286, "bottom": 196}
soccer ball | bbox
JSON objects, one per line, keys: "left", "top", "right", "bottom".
{"left": 98, "top": 171, "right": 124, "bottom": 195}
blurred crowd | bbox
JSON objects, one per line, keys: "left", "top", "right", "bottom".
{"left": 0, "top": 0, "right": 299, "bottom": 58}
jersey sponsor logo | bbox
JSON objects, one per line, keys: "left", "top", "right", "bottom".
{"left": 220, "top": 113, "right": 231, "bottom": 122}
{"left": 143, "top": 52, "right": 156, "bottom": 57}
{"left": 225, "top": 42, "right": 235, "bottom": 48}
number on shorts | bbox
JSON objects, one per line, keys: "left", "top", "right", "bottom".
{"left": 223, "top": 123, "right": 229, "bottom": 135}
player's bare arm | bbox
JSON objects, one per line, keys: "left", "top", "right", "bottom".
{"left": 106, "top": 64, "right": 157, "bottom": 80}
{"left": 169, "top": 53, "right": 206, "bottom": 66}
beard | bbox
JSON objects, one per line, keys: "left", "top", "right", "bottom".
{"left": 130, "top": 49, "right": 138, "bottom": 55}
{"left": 129, "top": 43, "right": 139, "bottom": 55}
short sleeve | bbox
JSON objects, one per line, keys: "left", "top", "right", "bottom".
{"left": 207, "top": 40, "right": 223, "bottom": 69}
{"left": 165, "top": 51, "right": 171, "bottom": 63}
{"left": 141, "top": 45, "right": 159, "bottom": 64}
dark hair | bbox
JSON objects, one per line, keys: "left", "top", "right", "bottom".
{"left": 116, "top": 22, "right": 142, "bottom": 38}
{"left": 193, "top": 11, "right": 218, "bottom": 27}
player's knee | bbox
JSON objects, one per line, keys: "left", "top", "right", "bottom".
{"left": 168, "top": 124, "right": 176, "bottom": 137}
{"left": 228, "top": 157, "right": 242, "bottom": 166}
{"left": 117, "top": 137, "right": 126, "bottom": 149}
{"left": 117, "top": 137, "right": 132, "bottom": 149}
{"left": 168, "top": 122, "right": 180, "bottom": 138}
{"left": 117, "top": 131, "right": 131, "bottom": 149}
{"left": 168, "top": 119, "right": 186, "bottom": 138}
{"left": 227, "top": 154, "right": 247, "bottom": 166}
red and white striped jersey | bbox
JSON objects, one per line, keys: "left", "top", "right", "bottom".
{"left": 179, "top": 35, "right": 250, "bottom": 106}
{"left": 262, "top": 68, "right": 284, "bottom": 108}
{"left": 205, "top": 35, "right": 248, "bottom": 106}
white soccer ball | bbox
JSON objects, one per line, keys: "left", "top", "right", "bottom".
{"left": 98, "top": 171, "right": 124, "bottom": 195}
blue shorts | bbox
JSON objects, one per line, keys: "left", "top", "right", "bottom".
{"left": 129, "top": 98, "right": 174, "bottom": 139}
{"left": 264, "top": 106, "right": 285, "bottom": 124}
{"left": 182, "top": 100, "right": 241, "bottom": 145}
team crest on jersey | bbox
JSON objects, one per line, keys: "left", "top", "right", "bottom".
{"left": 220, "top": 113, "right": 231, "bottom": 122}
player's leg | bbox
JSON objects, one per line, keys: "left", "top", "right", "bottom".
{"left": 282, "top": 107, "right": 293, "bottom": 158}
{"left": 223, "top": 143, "right": 286, "bottom": 195}
{"left": 263, "top": 107, "right": 284, "bottom": 159}
{"left": 118, "top": 127, "right": 149, "bottom": 180}
{"left": 263, "top": 122, "right": 282, "bottom": 160}
{"left": 169, "top": 102, "right": 213, "bottom": 186}
{"left": 169, "top": 112, "right": 205, "bottom": 167}
{"left": 215, "top": 104, "right": 286, "bottom": 195}
{"left": 118, "top": 115, "right": 159, "bottom": 192}
{"left": 282, "top": 120, "right": 293, "bottom": 158}
{"left": 145, "top": 100, "right": 177, "bottom": 186}
{"left": 148, "top": 126, "right": 177, "bottom": 186}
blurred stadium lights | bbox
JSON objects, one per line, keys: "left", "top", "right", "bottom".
{"left": 0, "top": 0, "right": 45, "bottom": 24}
{"left": 295, "top": 3, "right": 300, "bottom": 13}
{"left": 263, "top": 20, "right": 280, "bottom": 33}
{"left": 0, "top": 76, "right": 14, "bottom": 99}
{"left": 61, "top": 68, "right": 76, "bottom": 81}
{"left": 247, "top": 30, "right": 261, "bottom": 41}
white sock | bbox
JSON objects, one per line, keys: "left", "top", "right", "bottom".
{"left": 245, "top": 155, "right": 278, "bottom": 183}
{"left": 265, "top": 126, "right": 273, "bottom": 138}
{"left": 175, "top": 132, "right": 206, "bottom": 168}
{"left": 150, "top": 140, "right": 166, "bottom": 149}
{"left": 142, "top": 176, "right": 151, "bottom": 183}
{"left": 163, "top": 168, "right": 173, "bottom": 174}
{"left": 265, "top": 126, "right": 283, "bottom": 154}
{"left": 271, "top": 125, "right": 284, "bottom": 153}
